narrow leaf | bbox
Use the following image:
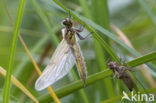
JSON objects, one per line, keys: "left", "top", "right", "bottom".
{"left": 3, "top": 0, "right": 26, "bottom": 102}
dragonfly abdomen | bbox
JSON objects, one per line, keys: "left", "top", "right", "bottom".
{"left": 72, "top": 42, "right": 87, "bottom": 86}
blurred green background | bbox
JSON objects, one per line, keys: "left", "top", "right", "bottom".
{"left": 0, "top": 0, "right": 156, "bottom": 103}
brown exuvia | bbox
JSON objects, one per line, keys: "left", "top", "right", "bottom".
{"left": 107, "top": 60, "right": 134, "bottom": 91}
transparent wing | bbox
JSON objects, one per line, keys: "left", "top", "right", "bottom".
{"left": 35, "top": 39, "right": 75, "bottom": 91}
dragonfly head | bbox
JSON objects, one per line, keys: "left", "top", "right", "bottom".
{"left": 62, "top": 18, "right": 73, "bottom": 28}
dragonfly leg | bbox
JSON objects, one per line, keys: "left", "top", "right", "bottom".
{"left": 77, "top": 25, "right": 84, "bottom": 32}
{"left": 75, "top": 22, "right": 86, "bottom": 32}
{"left": 76, "top": 32, "right": 92, "bottom": 40}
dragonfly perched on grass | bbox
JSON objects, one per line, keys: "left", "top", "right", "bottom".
{"left": 35, "top": 16, "right": 88, "bottom": 91}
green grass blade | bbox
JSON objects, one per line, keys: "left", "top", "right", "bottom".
{"left": 3, "top": 0, "right": 26, "bottom": 102}
{"left": 30, "top": 0, "right": 59, "bottom": 46}
{"left": 138, "top": 0, "right": 156, "bottom": 26}
{"left": 90, "top": 0, "right": 115, "bottom": 98}
{"left": 128, "top": 51, "right": 156, "bottom": 67}
{"left": 37, "top": 51, "right": 156, "bottom": 102}
{"left": 11, "top": 35, "right": 49, "bottom": 96}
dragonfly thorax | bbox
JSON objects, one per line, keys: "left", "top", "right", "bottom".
{"left": 64, "top": 29, "right": 76, "bottom": 45}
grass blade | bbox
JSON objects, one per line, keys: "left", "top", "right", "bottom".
{"left": 37, "top": 51, "right": 156, "bottom": 102}
{"left": 0, "top": 67, "right": 38, "bottom": 103}
{"left": 90, "top": 0, "right": 115, "bottom": 98}
{"left": 17, "top": 5, "right": 61, "bottom": 103}
{"left": 3, "top": 0, "right": 60, "bottom": 102}
{"left": 128, "top": 51, "right": 156, "bottom": 67}
{"left": 3, "top": 0, "right": 26, "bottom": 102}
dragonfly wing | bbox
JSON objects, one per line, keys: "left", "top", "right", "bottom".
{"left": 35, "top": 39, "right": 75, "bottom": 91}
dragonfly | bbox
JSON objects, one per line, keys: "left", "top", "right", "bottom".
{"left": 35, "top": 16, "right": 88, "bottom": 91}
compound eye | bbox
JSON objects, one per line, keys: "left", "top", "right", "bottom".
{"left": 63, "top": 20, "right": 67, "bottom": 25}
